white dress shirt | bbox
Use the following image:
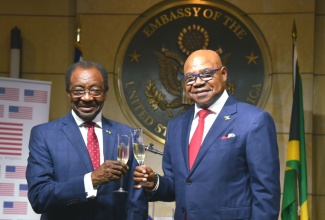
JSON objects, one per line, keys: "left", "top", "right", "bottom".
{"left": 189, "top": 90, "right": 229, "bottom": 144}
{"left": 71, "top": 110, "right": 103, "bottom": 198}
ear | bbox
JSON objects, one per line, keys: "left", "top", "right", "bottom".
{"left": 66, "top": 89, "right": 71, "bottom": 98}
{"left": 221, "top": 66, "right": 228, "bottom": 81}
{"left": 103, "top": 89, "right": 109, "bottom": 100}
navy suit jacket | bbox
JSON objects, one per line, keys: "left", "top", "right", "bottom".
{"left": 26, "top": 112, "right": 148, "bottom": 220}
{"left": 150, "top": 95, "right": 280, "bottom": 220}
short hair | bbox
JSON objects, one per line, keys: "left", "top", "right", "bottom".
{"left": 65, "top": 60, "right": 109, "bottom": 90}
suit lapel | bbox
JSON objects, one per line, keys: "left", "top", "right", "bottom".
{"left": 190, "top": 96, "right": 238, "bottom": 172}
{"left": 61, "top": 113, "right": 93, "bottom": 172}
{"left": 102, "top": 117, "right": 116, "bottom": 161}
{"left": 181, "top": 108, "right": 195, "bottom": 172}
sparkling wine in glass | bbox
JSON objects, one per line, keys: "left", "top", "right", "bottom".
{"left": 114, "top": 132, "right": 130, "bottom": 193}
{"left": 132, "top": 128, "right": 145, "bottom": 166}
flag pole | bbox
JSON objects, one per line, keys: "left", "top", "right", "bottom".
{"left": 76, "top": 15, "right": 81, "bottom": 44}
{"left": 292, "top": 19, "right": 301, "bottom": 217}
{"left": 74, "top": 15, "right": 83, "bottom": 62}
{"left": 292, "top": 20, "right": 297, "bottom": 92}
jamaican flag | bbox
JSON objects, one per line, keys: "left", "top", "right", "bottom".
{"left": 281, "top": 23, "right": 309, "bottom": 220}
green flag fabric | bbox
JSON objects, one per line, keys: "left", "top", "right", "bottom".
{"left": 281, "top": 39, "right": 309, "bottom": 220}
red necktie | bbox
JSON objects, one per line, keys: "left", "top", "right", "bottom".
{"left": 188, "top": 109, "right": 211, "bottom": 170}
{"left": 84, "top": 121, "right": 100, "bottom": 169}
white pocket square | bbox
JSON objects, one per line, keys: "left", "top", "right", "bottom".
{"left": 221, "top": 133, "right": 235, "bottom": 140}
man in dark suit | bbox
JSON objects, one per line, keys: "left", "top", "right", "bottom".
{"left": 26, "top": 61, "right": 148, "bottom": 220}
{"left": 134, "top": 49, "right": 280, "bottom": 219}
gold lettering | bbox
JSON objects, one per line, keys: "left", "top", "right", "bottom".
{"left": 169, "top": 11, "right": 178, "bottom": 21}
{"left": 160, "top": 14, "right": 169, "bottom": 25}
{"left": 155, "top": 124, "right": 167, "bottom": 137}
{"left": 223, "top": 15, "right": 247, "bottom": 39}
{"left": 125, "top": 81, "right": 154, "bottom": 126}
{"left": 138, "top": 110, "right": 154, "bottom": 125}
{"left": 223, "top": 15, "right": 232, "bottom": 26}
{"left": 143, "top": 7, "right": 247, "bottom": 40}
{"left": 125, "top": 81, "right": 135, "bottom": 88}
{"left": 142, "top": 6, "right": 201, "bottom": 38}
{"left": 183, "top": 7, "right": 192, "bottom": 17}
{"left": 176, "top": 8, "right": 185, "bottom": 18}
{"left": 142, "top": 18, "right": 163, "bottom": 37}
{"left": 202, "top": 9, "right": 222, "bottom": 20}
{"left": 212, "top": 11, "right": 222, "bottom": 20}
{"left": 192, "top": 7, "right": 201, "bottom": 17}
{"left": 246, "top": 84, "right": 261, "bottom": 104}
{"left": 133, "top": 100, "right": 143, "bottom": 111}
{"left": 142, "top": 27, "right": 152, "bottom": 38}
{"left": 236, "top": 29, "right": 247, "bottom": 39}
{"left": 203, "top": 9, "right": 214, "bottom": 19}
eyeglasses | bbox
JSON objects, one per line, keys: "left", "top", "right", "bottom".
{"left": 182, "top": 67, "right": 224, "bottom": 85}
{"left": 69, "top": 88, "right": 104, "bottom": 98}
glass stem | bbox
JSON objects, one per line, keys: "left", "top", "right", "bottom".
{"left": 120, "top": 175, "right": 124, "bottom": 189}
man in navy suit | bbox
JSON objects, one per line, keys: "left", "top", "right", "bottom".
{"left": 26, "top": 61, "right": 148, "bottom": 219}
{"left": 134, "top": 50, "right": 280, "bottom": 219}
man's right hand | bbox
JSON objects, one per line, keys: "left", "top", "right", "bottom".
{"left": 133, "top": 165, "right": 157, "bottom": 190}
{"left": 91, "top": 160, "right": 128, "bottom": 187}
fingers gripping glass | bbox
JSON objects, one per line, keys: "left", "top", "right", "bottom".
{"left": 182, "top": 67, "right": 224, "bottom": 85}
{"left": 69, "top": 88, "right": 104, "bottom": 97}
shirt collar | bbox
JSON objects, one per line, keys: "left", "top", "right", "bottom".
{"left": 193, "top": 90, "right": 229, "bottom": 118}
{"left": 71, "top": 110, "right": 103, "bottom": 128}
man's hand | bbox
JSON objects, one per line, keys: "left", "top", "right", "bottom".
{"left": 133, "top": 165, "right": 157, "bottom": 190}
{"left": 91, "top": 160, "right": 128, "bottom": 187}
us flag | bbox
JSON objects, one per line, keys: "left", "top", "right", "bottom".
{"left": 0, "top": 122, "right": 23, "bottom": 156}
{"left": 0, "top": 104, "right": 3, "bottom": 118}
{"left": 3, "top": 201, "right": 27, "bottom": 214}
{"left": 0, "top": 87, "right": 19, "bottom": 101}
{"left": 19, "top": 184, "right": 28, "bottom": 197}
{"left": 24, "top": 89, "right": 48, "bottom": 104}
{"left": 0, "top": 183, "right": 14, "bottom": 196}
{"left": 5, "top": 166, "right": 26, "bottom": 179}
{"left": 8, "top": 106, "right": 32, "bottom": 120}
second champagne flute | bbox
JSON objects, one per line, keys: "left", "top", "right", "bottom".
{"left": 114, "top": 132, "right": 130, "bottom": 193}
{"left": 132, "top": 128, "right": 145, "bottom": 166}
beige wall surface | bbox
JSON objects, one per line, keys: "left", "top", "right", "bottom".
{"left": 0, "top": 0, "right": 324, "bottom": 219}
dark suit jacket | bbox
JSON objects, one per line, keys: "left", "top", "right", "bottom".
{"left": 26, "top": 112, "right": 148, "bottom": 220}
{"left": 150, "top": 95, "right": 280, "bottom": 220}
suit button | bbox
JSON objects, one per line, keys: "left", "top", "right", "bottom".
{"left": 181, "top": 207, "right": 185, "bottom": 213}
{"left": 186, "top": 179, "right": 192, "bottom": 184}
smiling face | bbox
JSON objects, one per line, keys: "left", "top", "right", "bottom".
{"left": 67, "top": 67, "right": 108, "bottom": 121}
{"left": 183, "top": 50, "right": 227, "bottom": 109}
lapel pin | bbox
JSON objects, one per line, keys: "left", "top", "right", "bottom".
{"left": 106, "top": 130, "right": 111, "bottom": 134}
{"left": 224, "top": 116, "right": 231, "bottom": 121}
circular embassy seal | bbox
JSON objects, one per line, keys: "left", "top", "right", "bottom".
{"left": 114, "top": 0, "right": 272, "bottom": 144}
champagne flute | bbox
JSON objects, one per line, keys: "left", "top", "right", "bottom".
{"left": 132, "top": 128, "right": 145, "bottom": 166}
{"left": 114, "top": 132, "right": 130, "bottom": 193}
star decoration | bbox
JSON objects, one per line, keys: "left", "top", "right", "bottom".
{"left": 224, "top": 116, "right": 231, "bottom": 121}
{"left": 246, "top": 52, "right": 258, "bottom": 64}
{"left": 129, "top": 50, "right": 141, "bottom": 63}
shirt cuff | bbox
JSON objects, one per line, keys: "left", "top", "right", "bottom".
{"left": 84, "top": 172, "right": 98, "bottom": 198}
